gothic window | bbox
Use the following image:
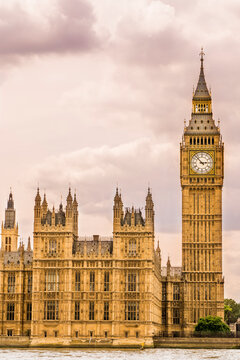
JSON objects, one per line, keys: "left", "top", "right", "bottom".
{"left": 125, "top": 301, "right": 139, "bottom": 321}
{"left": 126, "top": 271, "right": 138, "bottom": 292}
{"left": 89, "top": 301, "right": 94, "bottom": 320}
{"left": 104, "top": 271, "right": 109, "bottom": 292}
{"left": 26, "top": 303, "right": 32, "bottom": 321}
{"left": 162, "top": 308, "right": 166, "bottom": 324}
{"left": 104, "top": 302, "right": 109, "bottom": 320}
{"left": 45, "top": 270, "right": 59, "bottom": 292}
{"left": 44, "top": 300, "right": 59, "bottom": 320}
{"left": 162, "top": 283, "right": 167, "bottom": 301}
{"left": 173, "top": 283, "right": 180, "bottom": 301}
{"left": 7, "top": 273, "right": 15, "bottom": 293}
{"left": 129, "top": 239, "right": 137, "bottom": 256}
{"left": 75, "top": 271, "right": 81, "bottom": 291}
{"left": 7, "top": 303, "right": 15, "bottom": 321}
{"left": 48, "top": 239, "right": 57, "bottom": 255}
{"left": 90, "top": 272, "right": 95, "bottom": 291}
{"left": 173, "top": 308, "right": 180, "bottom": 324}
{"left": 27, "top": 273, "right": 32, "bottom": 293}
{"left": 75, "top": 301, "right": 80, "bottom": 320}
{"left": 5, "top": 237, "right": 11, "bottom": 251}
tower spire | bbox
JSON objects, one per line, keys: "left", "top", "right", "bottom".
{"left": 193, "top": 47, "right": 210, "bottom": 100}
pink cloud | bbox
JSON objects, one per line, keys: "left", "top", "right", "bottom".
{"left": 0, "top": 0, "right": 100, "bottom": 62}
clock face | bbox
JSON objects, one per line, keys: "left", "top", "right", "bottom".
{"left": 191, "top": 152, "right": 213, "bottom": 174}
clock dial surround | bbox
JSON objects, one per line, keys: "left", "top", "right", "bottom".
{"left": 191, "top": 152, "right": 213, "bottom": 174}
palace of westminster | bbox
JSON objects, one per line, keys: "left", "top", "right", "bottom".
{"left": 0, "top": 51, "right": 224, "bottom": 346}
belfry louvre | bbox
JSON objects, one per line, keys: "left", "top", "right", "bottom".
{"left": 0, "top": 52, "right": 224, "bottom": 347}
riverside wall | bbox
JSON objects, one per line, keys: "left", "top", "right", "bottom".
{"left": 0, "top": 336, "right": 240, "bottom": 349}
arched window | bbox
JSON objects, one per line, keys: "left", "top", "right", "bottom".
{"left": 129, "top": 239, "right": 137, "bottom": 256}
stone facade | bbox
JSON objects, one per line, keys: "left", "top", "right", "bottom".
{"left": 0, "top": 51, "right": 224, "bottom": 346}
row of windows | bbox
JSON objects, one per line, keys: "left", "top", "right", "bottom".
{"left": 162, "top": 283, "right": 181, "bottom": 301}
{"left": 190, "top": 178, "right": 215, "bottom": 184}
{"left": 41, "top": 330, "right": 140, "bottom": 338}
{"left": 162, "top": 308, "right": 180, "bottom": 325}
{"left": 190, "top": 137, "right": 214, "bottom": 145}
{"left": 6, "top": 302, "right": 32, "bottom": 321}
{"left": 7, "top": 272, "right": 32, "bottom": 294}
{"left": 43, "top": 301, "right": 139, "bottom": 322}
{"left": 5, "top": 237, "right": 12, "bottom": 252}
{"left": 195, "top": 104, "right": 209, "bottom": 113}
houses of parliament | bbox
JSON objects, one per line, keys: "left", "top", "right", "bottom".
{"left": 0, "top": 51, "right": 224, "bottom": 347}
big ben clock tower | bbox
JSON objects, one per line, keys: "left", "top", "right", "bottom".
{"left": 180, "top": 49, "right": 224, "bottom": 333}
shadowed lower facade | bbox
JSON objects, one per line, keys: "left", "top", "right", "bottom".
{"left": 0, "top": 52, "right": 224, "bottom": 346}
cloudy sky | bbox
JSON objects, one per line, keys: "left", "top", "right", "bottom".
{"left": 0, "top": 0, "right": 240, "bottom": 299}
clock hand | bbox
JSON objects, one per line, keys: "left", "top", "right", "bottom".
{"left": 196, "top": 155, "right": 204, "bottom": 165}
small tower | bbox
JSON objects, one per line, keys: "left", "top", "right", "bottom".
{"left": 72, "top": 192, "right": 78, "bottom": 237}
{"left": 42, "top": 193, "right": 48, "bottom": 216}
{"left": 34, "top": 188, "right": 41, "bottom": 230}
{"left": 145, "top": 187, "right": 154, "bottom": 232}
{"left": 1, "top": 190, "right": 18, "bottom": 252}
{"left": 113, "top": 187, "right": 123, "bottom": 232}
{"left": 66, "top": 188, "right": 73, "bottom": 219}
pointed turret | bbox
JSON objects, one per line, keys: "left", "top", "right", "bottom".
{"left": 72, "top": 192, "right": 78, "bottom": 237}
{"left": 1, "top": 190, "right": 18, "bottom": 252}
{"left": 67, "top": 187, "right": 73, "bottom": 206}
{"left": 167, "top": 256, "right": 171, "bottom": 277}
{"left": 145, "top": 187, "right": 154, "bottom": 231}
{"left": 42, "top": 193, "right": 48, "bottom": 215}
{"left": 113, "top": 187, "right": 123, "bottom": 232}
{"left": 27, "top": 236, "right": 31, "bottom": 251}
{"left": 4, "top": 190, "right": 16, "bottom": 229}
{"left": 156, "top": 240, "right": 161, "bottom": 257}
{"left": 34, "top": 188, "right": 41, "bottom": 228}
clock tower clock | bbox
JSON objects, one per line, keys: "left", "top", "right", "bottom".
{"left": 180, "top": 49, "right": 224, "bottom": 333}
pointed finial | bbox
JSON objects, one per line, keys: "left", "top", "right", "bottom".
{"left": 27, "top": 236, "right": 31, "bottom": 251}
{"left": 199, "top": 47, "right": 205, "bottom": 69}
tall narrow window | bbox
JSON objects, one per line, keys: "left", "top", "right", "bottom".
{"left": 129, "top": 239, "right": 137, "bottom": 256}
{"left": 125, "top": 301, "right": 139, "bottom": 321}
{"left": 162, "top": 308, "right": 166, "bottom": 324}
{"left": 45, "top": 270, "right": 59, "bottom": 292}
{"left": 173, "top": 308, "right": 180, "bottom": 324}
{"left": 27, "top": 273, "right": 32, "bottom": 293}
{"left": 173, "top": 283, "right": 180, "bottom": 301}
{"left": 49, "top": 239, "right": 57, "bottom": 255}
{"left": 104, "top": 271, "right": 109, "bottom": 292}
{"left": 7, "top": 303, "right": 15, "bottom": 321}
{"left": 126, "top": 271, "right": 138, "bottom": 292}
{"left": 90, "top": 272, "right": 95, "bottom": 291}
{"left": 75, "top": 271, "right": 81, "bottom": 291}
{"left": 7, "top": 273, "right": 15, "bottom": 293}
{"left": 44, "top": 301, "right": 59, "bottom": 320}
{"left": 75, "top": 301, "right": 80, "bottom": 320}
{"left": 162, "top": 283, "right": 167, "bottom": 301}
{"left": 89, "top": 301, "right": 94, "bottom": 320}
{"left": 104, "top": 302, "right": 109, "bottom": 320}
{"left": 27, "top": 303, "right": 32, "bottom": 321}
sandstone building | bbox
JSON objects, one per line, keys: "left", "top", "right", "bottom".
{"left": 0, "top": 51, "right": 224, "bottom": 346}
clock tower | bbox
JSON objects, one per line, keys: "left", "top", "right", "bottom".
{"left": 180, "top": 49, "right": 224, "bottom": 332}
